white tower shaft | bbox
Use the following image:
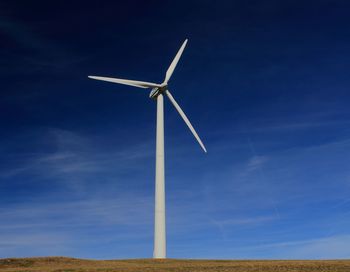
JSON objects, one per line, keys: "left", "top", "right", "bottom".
{"left": 153, "top": 94, "right": 166, "bottom": 258}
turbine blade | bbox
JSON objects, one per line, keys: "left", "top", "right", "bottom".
{"left": 88, "top": 76, "right": 161, "bottom": 89}
{"left": 165, "top": 90, "right": 207, "bottom": 153}
{"left": 163, "top": 39, "right": 188, "bottom": 84}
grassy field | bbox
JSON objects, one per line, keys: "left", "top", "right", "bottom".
{"left": 1, "top": 257, "right": 350, "bottom": 272}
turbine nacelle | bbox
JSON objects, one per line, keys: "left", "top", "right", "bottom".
{"left": 149, "top": 84, "right": 167, "bottom": 99}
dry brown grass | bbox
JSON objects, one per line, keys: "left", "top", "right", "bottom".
{"left": 1, "top": 257, "right": 350, "bottom": 272}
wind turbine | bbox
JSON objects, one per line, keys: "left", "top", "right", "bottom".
{"left": 88, "top": 39, "right": 206, "bottom": 259}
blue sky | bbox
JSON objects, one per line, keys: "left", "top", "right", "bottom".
{"left": 1, "top": 0, "right": 350, "bottom": 259}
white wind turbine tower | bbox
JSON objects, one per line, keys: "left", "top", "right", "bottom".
{"left": 88, "top": 39, "right": 206, "bottom": 259}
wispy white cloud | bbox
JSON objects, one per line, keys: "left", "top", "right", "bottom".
{"left": 0, "top": 193, "right": 154, "bottom": 257}
{"left": 240, "top": 234, "right": 350, "bottom": 259}
{"left": 0, "top": 233, "right": 70, "bottom": 248}
{"left": 0, "top": 128, "right": 153, "bottom": 187}
{"left": 212, "top": 215, "right": 276, "bottom": 227}
{"left": 247, "top": 155, "right": 269, "bottom": 172}
{"left": 0, "top": 195, "right": 153, "bottom": 229}
{"left": 289, "top": 235, "right": 350, "bottom": 259}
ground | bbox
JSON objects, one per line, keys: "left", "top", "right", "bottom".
{"left": 1, "top": 257, "right": 350, "bottom": 272}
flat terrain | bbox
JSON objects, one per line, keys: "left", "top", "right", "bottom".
{"left": 1, "top": 257, "right": 350, "bottom": 272}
